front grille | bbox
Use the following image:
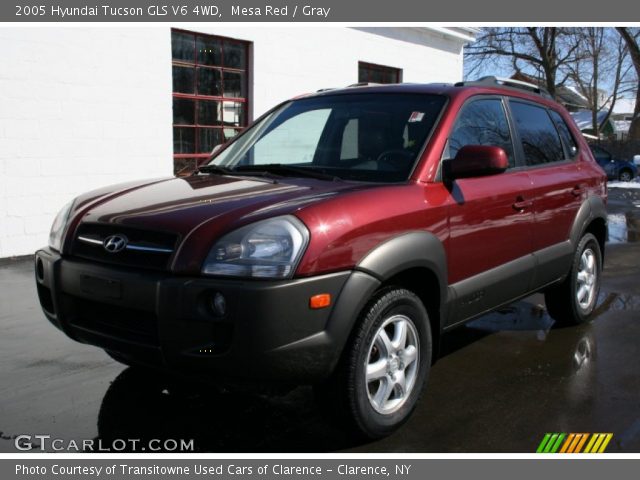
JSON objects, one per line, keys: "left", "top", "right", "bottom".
{"left": 72, "top": 223, "right": 178, "bottom": 271}
{"left": 62, "top": 294, "right": 159, "bottom": 347}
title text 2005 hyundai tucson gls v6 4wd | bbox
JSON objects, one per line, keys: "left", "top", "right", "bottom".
{"left": 36, "top": 77, "right": 607, "bottom": 439}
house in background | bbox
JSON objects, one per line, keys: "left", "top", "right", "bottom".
{"left": 510, "top": 72, "right": 591, "bottom": 111}
{"left": 569, "top": 110, "right": 616, "bottom": 138}
{"left": 0, "top": 27, "right": 477, "bottom": 258}
{"left": 570, "top": 98, "right": 636, "bottom": 140}
{"left": 610, "top": 98, "right": 637, "bottom": 141}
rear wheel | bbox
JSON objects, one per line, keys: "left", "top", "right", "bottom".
{"left": 545, "top": 233, "right": 602, "bottom": 326}
{"left": 619, "top": 169, "right": 633, "bottom": 182}
{"left": 316, "top": 287, "right": 431, "bottom": 439}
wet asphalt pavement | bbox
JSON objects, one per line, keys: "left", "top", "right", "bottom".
{"left": 1, "top": 186, "right": 640, "bottom": 453}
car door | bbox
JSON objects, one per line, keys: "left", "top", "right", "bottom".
{"left": 507, "top": 102, "right": 585, "bottom": 289}
{"left": 590, "top": 145, "right": 616, "bottom": 179}
{"left": 444, "top": 97, "right": 536, "bottom": 325}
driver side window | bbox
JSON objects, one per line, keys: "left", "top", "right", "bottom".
{"left": 447, "top": 98, "right": 515, "bottom": 168}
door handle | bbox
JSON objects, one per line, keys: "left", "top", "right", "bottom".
{"left": 571, "top": 185, "right": 585, "bottom": 197}
{"left": 513, "top": 196, "right": 533, "bottom": 211}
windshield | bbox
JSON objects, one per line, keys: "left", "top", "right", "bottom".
{"left": 207, "top": 93, "right": 446, "bottom": 182}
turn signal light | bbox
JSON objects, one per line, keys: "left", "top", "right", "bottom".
{"left": 309, "top": 293, "right": 331, "bottom": 309}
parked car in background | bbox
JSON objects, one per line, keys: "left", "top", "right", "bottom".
{"left": 589, "top": 144, "right": 637, "bottom": 182}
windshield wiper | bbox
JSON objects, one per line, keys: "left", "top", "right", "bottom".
{"left": 197, "top": 164, "right": 235, "bottom": 175}
{"left": 234, "top": 164, "right": 341, "bottom": 181}
{"left": 196, "top": 164, "right": 277, "bottom": 179}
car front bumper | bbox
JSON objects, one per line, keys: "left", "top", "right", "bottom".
{"left": 34, "top": 248, "right": 380, "bottom": 384}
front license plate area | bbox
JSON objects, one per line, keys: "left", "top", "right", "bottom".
{"left": 80, "top": 274, "right": 122, "bottom": 300}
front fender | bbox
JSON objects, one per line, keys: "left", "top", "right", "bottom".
{"left": 355, "top": 230, "right": 447, "bottom": 302}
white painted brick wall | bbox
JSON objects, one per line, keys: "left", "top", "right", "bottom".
{"left": 0, "top": 26, "right": 466, "bottom": 258}
{"left": 0, "top": 27, "right": 173, "bottom": 258}
{"left": 198, "top": 26, "right": 465, "bottom": 119}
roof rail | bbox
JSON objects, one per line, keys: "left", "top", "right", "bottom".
{"left": 316, "top": 82, "right": 383, "bottom": 93}
{"left": 346, "top": 82, "right": 382, "bottom": 88}
{"left": 455, "top": 76, "right": 553, "bottom": 99}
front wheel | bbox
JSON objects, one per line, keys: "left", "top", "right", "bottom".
{"left": 545, "top": 233, "right": 602, "bottom": 326}
{"left": 316, "top": 288, "right": 431, "bottom": 439}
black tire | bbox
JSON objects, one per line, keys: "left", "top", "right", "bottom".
{"left": 619, "top": 169, "right": 633, "bottom": 182}
{"left": 544, "top": 233, "right": 602, "bottom": 326}
{"left": 105, "top": 349, "right": 133, "bottom": 366}
{"left": 104, "top": 350, "right": 155, "bottom": 373}
{"left": 315, "top": 287, "right": 432, "bottom": 439}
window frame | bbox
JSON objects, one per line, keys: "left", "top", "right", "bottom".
{"left": 171, "top": 28, "right": 251, "bottom": 173}
{"left": 505, "top": 98, "right": 576, "bottom": 171}
{"left": 437, "top": 95, "right": 519, "bottom": 181}
{"left": 209, "top": 92, "right": 449, "bottom": 184}
{"left": 547, "top": 108, "right": 580, "bottom": 160}
{"left": 358, "top": 61, "right": 402, "bottom": 84}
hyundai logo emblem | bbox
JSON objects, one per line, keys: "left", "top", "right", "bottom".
{"left": 103, "top": 234, "right": 128, "bottom": 253}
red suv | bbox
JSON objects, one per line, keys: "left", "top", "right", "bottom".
{"left": 35, "top": 77, "right": 607, "bottom": 439}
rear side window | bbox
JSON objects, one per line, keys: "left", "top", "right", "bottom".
{"left": 510, "top": 102, "right": 564, "bottom": 165}
{"left": 549, "top": 110, "right": 578, "bottom": 158}
{"left": 447, "top": 98, "right": 515, "bottom": 167}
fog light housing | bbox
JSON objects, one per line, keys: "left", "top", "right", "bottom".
{"left": 210, "top": 292, "right": 227, "bottom": 317}
{"left": 35, "top": 258, "right": 45, "bottom": 282}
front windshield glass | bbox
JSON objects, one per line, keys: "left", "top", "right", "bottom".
{"left": 208, "top": 93, "right": 446, "bottom": 182}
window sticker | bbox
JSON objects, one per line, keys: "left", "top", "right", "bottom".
{"left": 408, "top": 111, "right": 425, "bottom": 122}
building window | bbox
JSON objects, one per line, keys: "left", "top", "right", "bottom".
{"left": 171, "top": 29, "right": 250, "bottom": 174}
{"left": 358, "top": 62, "right": 402, "bottom": 84}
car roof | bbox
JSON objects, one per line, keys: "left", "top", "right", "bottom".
{"left": 305, "top": 82, "right": 561, "bottom": 110}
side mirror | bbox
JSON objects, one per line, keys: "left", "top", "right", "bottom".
{"left": 444, "top": 145, "right": 509, "bottom": 180}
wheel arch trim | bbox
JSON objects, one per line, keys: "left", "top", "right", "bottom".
{"left": 322, "top": 231, "right": 448, "bottom": 374}
{"left": 569, "top": 195, "right": 607, "bottom": 249}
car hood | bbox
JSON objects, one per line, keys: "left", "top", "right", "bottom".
{"left": 72, "top": 173, "right": 366, "bottom": 241}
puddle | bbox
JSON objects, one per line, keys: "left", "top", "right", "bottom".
{"left": 594, "top": 291, "right": 640, "bottom": 313}
{"left": 468, "top": 302, "right": 554, "bottom": 333}
{"left": 607, "top": 213, "right": 640, "bottom": 244}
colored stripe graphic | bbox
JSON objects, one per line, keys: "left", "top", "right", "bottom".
{"left": 537, "top": 433, "right": 613, "bottom": 453}
{"left": 559, "top": 433, "right": 575, "bottom": 453}
{"left": 536, "top": 433, "right": 552, "bottom": 453}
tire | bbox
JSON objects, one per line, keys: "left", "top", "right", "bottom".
{"left": 105, "top": 350, "right": 154, "bottom": 373}
{"left": 315, "top": 287, "right": 432, "bottom": 439}
{"left": 619, "top": 169, "right": 633, "bottom": 182}
{"left": 105, "top": 349, "right": 133, "bottom": 366}
{"left": 544, "top": 233, "right": 602, "bottom": 326}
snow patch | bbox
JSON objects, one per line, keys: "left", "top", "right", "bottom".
{"left": 608, "top": 180, "right": 640, "bottom": 189}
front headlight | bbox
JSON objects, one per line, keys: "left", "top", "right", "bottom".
{"left": 202, "top": 216, "right": 309, "bottom": 279}
{"left": 48, "top": 200, "right": 74, "bottom": 252}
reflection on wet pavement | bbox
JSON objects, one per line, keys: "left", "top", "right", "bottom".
{"left": 2, "top": 188, "right": 640, "bottom": 453}
{"left": 607, "top": 212, "right": 640, "bottom": 243}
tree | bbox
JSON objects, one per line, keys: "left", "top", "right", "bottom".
{"left": 565, "top": 28, "right": 633, "bottom": 138}
{"left": 465, "top": 28, "right": 581, "bottom": 98}
{"left": 616, "top": 28, "right": 640, "bottom": 140}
